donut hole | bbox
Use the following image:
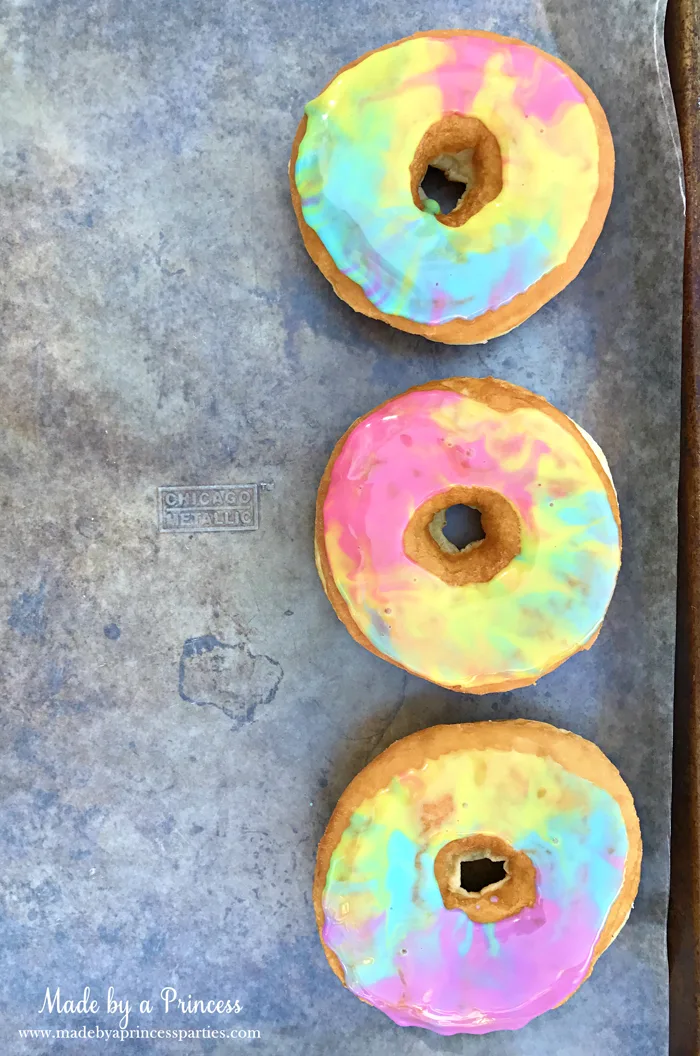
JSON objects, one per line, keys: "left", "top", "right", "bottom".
{"left": 405, "top": 486, "right": 521, "bottom": 586}
{"left": 434, "top": 834, "right": 536, "bottom": 924}
{"left": 432, "top": 504, "right": 485, "bottom": 553}
{"left": 411, "top": 114, "right": 503, "bottom": 227}
{"left": 459, "top": 856, "right": 507, "bottom": 894}
{"left": 419, "top": 160, "right": 469, "bottom": 216}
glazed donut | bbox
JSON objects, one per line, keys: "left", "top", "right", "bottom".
{"left": 290, "top": 31, "right": 614, "bottom": 344}
{"left": 316, "top": 377, "right": 621, "bottom": 693}
{"left": 315, "top": 720, "right": 641, "bottom": 1034}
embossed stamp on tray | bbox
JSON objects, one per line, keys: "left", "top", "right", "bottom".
{"left": 158, "top": 484, "right": 259, "bottom": 533}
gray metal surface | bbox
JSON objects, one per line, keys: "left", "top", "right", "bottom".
{"left": 0, "top": 0, "right": 682, "bottom": 1053}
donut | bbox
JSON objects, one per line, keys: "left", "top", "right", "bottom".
{"left": 315, "top": 377, "right": 621, "bottom": 694}
{"left": 315, "top": 720, "right": 641, "bottom": 1034}
{"left": 290, "top": 31, "right": 614, "bottom": 344}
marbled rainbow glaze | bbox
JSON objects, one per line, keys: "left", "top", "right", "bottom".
{"left": 321, "top": 386, "right": 620, "bottom": 690}
{"left": 322, "top": 746, "right": 629, "bottom": 1034}
{"left": 295, "top": 34, "right": 602, "bottom": 325}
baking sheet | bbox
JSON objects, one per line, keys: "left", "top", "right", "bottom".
{"left": 0, "top": 0, "right": 683, "bottom": 1053}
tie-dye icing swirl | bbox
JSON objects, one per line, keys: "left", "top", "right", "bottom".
{"left": 321, "top": 385, "right": 620, "bottom": 691}
{"left": 295, "top": 33, "right": 603, "bottom": 325}
{"left": 321, "top": 746, "right": 629, "bottom": 1034}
